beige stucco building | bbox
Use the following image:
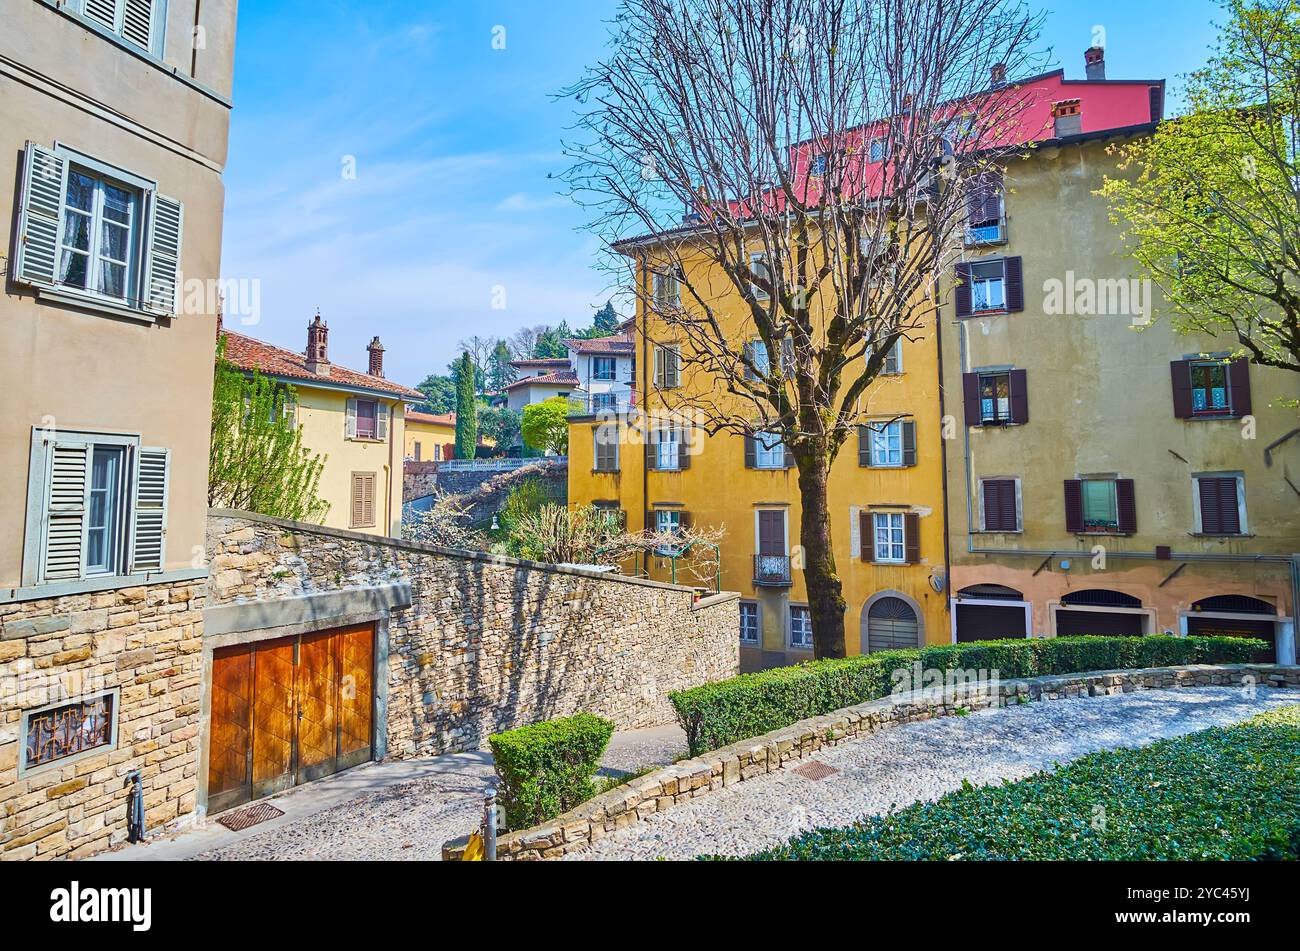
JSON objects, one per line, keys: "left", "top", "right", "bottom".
{"left": 0, "top": 0, "right": 237, "bottom": 858}
{"left": 942, "top": 129, "right": 1300, "bottom": 663}
{"left": 223, "top": 316, "right": 422, "bottom": 538}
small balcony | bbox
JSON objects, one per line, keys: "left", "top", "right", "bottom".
{"left": 568, "top": 393, "right": 637, "bottom": 417}
{"left": 965, "top": 219, "right": 1006, "bottom": 246}
{"left": 753, "top": 554, "right": 792, "bottom": 587}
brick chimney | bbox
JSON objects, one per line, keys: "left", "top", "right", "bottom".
{"left": 306, "top": 311, "right": 330, "bottom": 377}
{"left": 990, "top": 62, "right": 1008, "bottom": 87}
{"left": 367, "top": 336, "right": 385, "bottom": 378}
{"left": 1052, "top": 99, "right": 1083, "bottom": 138}
{"left": 1085, "top": 46, "right": 1106, "bottom": 81}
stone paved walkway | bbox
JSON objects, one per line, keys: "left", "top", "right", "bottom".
{"left": 563, "top": 686, "right": 1298, "bottom": 860}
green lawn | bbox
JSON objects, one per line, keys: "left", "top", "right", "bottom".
{"left": 737, "top": 705, "right": 1300, "bottom": 861}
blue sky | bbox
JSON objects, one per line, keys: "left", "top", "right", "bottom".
{"left": 220, "top": 0, "right": 1226, "bottom": 388}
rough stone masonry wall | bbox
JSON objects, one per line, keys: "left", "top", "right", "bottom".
{"left": 0, "top": 579, "right": 204, "bottom": 860}
{"left": 208, "top": 512, "right": 738, "bottom": 758}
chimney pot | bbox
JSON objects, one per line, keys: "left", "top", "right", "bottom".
{"left": 306, "top": 311, "right": 331, "bottom": 377}
{"left": 1052, "top": 99, "right": 1083, "bottom": 138}
{"left": 1085, "top": 46, "right": 1106, "bottom": 81}
{"left": 367, "top": 336, "right": 385, "bottom": 378}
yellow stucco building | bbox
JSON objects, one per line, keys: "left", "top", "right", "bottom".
{"left": 224, "top": 316, "right": 422, "bottom": 537}
{"left": 568, "top": 249, "right": 949, "bottom": 671}
{"left": 404, "top": 411, "right": 457, "bottom": 462}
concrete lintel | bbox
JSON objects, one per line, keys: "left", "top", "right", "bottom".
{"left": 203, "top": 582, "right": 412, "bottom": 638}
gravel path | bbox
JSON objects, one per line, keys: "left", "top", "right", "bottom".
{"left": 190, "top": 724, "right": 686, "bottom": 861}
{"left": 564, "top": 686, "right": 1298, "bottom": 861}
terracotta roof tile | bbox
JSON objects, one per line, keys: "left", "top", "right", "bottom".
{"left": 564, "top": 332, "right": 635, "bottom": 355}
{"left": 222, "top": 330, "right": 425, "bottom": 401}
{"left": 406, "top": 411, "right": 456, "bottom": 426}
{"left": 503, "top": 370, "right": 580, "bottom": 390}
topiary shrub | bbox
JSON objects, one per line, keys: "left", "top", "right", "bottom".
{"left": 488, "top": 712, "right": 615, "bottom": 830}
{"left": 670, "top": 635, "right": 1268, "bottom": 756}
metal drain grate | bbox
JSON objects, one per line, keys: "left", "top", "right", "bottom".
{"left": 792, "top": 760, "right": 839, "bottom": 781}
{"left": 217, "top": 801, "right": 285, "bottom": 832}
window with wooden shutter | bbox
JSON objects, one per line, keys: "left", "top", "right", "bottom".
{"left": 79, "top": 1, "right": 162, "bottom": 55}
{"left": 129, "top": 448, "right": 169, "bottom": 573}
{"left": 594, "top": 425, "right": 619, "bottom": 472}
{"left": 1008, "top": 369, "right": 1029, "bottom": 424}
{"left": 1115, "top": 479, "right": 1137, "bottom": 534}
{"left": 145, "top": 193, "right": 183, "bottom": 314}
{"left": 981, "top": 479, "right": 1019, "bottom": 532}
{"left": 901, "top": 420, "right": 917, "bottom": 466}
{"left": 903, "top": 512, "right": 921, "bottom": 564}
{"left": 1196, "top": 476, "right": 1243, "bottom": 535}
{"left": 15, "top": 143, "right": 66, "bottom": 288}
{"left": 859, "top": 510, "right": 874, "bottom": 562}
{"left": 1064, "top": 480, "right": 1084, "bottom": 533}
{"left": 1170, "top": 360, "right": 1195, "bottom": 418}
{"left": 42, "top": 442, "right": 92, "bottom": 582}
{"left": 1226, "top": 359, "right": 1252, "bottom": 417}
{"left": 350, "top": 472, "right": 376, "bottom": 528}
{"left": 954, "top": 262, "right": 973, "bottom": 317}
{"left": 1004, "top": 256, "right": 1024, "bottom": 312}
{"left": 375, "top": 403, "right": 391, "bottom": 442}
{"left": 654, "top": 345, "right": 680, "bottom": 388}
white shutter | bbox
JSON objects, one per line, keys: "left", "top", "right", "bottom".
{"left": 42, "top": 442, "right": 91, "bottom": 582}
{"left": 345, "top": 398, "right": 358, "bottom": 438}
{"left": 129, "top": 447, "right": 169, "bottom": 573}
{"left": 145, "top": 193, "right": 183, "bottom": 314}
{"left": 15, "top": 143, "right": 67, "bottom": 289}
{"left": 83, "top": 0, "right": 121, "bottom": 31}
{"left": 376, "top": 403, "right": 390, "bottom": 441}
{"left": 121, "top": 0, "right": 155, "bottom": 50}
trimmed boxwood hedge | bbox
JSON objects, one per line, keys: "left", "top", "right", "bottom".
{"left": 669, "top": 635, "right": 1268, "bottom": 756}
{"left": 488, "top": 712, "right": 614, "bottom": 830}
{"left": 736, "top": 704, "right": 1300, "bottom": 861}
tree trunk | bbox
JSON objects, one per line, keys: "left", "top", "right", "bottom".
{"left": 795, "top": 451, "right": 846, "bottom": 659}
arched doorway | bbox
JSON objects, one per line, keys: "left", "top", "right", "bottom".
{"left": 1186, "top": 595, "right": 1277, "bottom": 662}
{"left": 1055, "top": 589, "right": 1146, "bottom": 637}
{"left": 954, "top": 585, "right": 1031, "bottom": 642}
{"left": 861, "top": 592, "right": 923, "bottom": 654}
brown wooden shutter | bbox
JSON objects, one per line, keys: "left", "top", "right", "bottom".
{"left": 954, "top": 263, "right": 973, "bottom": 317}
{"left": 758, "top": 510, "right": 785, "bottom": 554}
{"left": 1198, "top": 477, "right": 1240, "bottom": 534}
{"left": 962, "top": 373, "right": 981, "bottom": 426}
{"left": 744, "top": 434, "right": 757, "bottom": 468}
{"left": 1064, "top": 480, "right": 1084, "bottom": 533}
{"left": 983, "top": 479, "right": 1017, "bottom": 532}
{"left": 677, "top": 432, "right": 691, "bottom": 470}
{"left": 645, "top": 429, "right": 658, "bottom": 471}
{"left": 1116, "top": 479, "right": 1137, "bottom": 533}
{"left": 1004, "top": 256, "right": 1024, "bottom": 312}
{"left": 1170, "top": 360, "right": 1194, "bottom": 419}
{"left": 1227, "top": 358, "right": 1252, "bottom": 417}
{"left": 903, "top": 512, "right": 921, "bottom": 564}
{"left": 856, "top": 426, "right": 870, "bottom": 467}
{"left": 1008, "top": 369, "right": 1029, "bottom": 424}
{"left": 901, "top": 420, "right": 917, "bottom": 466}
{"left": 860, "top": 510, "right": 875, "bottom": 562}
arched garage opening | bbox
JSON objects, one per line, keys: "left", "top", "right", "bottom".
{"left": 1054, "top": 589, "right": 1147, "bottom": 637}
{"left": 1186, "top": 595, "right": 1278, "bottom": 662}
{"left": 861, "top": 592, "right": 923, "bottom": 654}
{"left": 954, "top": 585, "right": 1030, "bottom": 642}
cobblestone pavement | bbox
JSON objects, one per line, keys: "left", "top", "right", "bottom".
{"left": 183, "top": 723, "right": 686, "bottom": 861}
{"left": 564, "top": 686, "right": 1298, "bottom": 861}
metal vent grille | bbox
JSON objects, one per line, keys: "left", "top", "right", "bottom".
{"left": 793, "top": 760, "right": 839, "bottom": 781}
{"left": 216, "top": 801, "right": 284, "bottom": 832}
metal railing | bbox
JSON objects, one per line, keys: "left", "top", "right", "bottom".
{"left": 753, "top": 554, "right": 792, "bottom": 586}
{"left": 567, "top": 395, "right": 637, "bottom": 416}
{"left": 438, "top": 456, "right": 566, "bottom": 472}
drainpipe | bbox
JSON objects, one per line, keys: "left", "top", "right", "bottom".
{"left": 640, "top": 254, "right": 651, "bottom": 577}
{"left": 933, "top": 291, "right": 953, "bottom": 611}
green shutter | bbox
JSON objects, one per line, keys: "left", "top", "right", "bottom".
{"left": 42, "top": 442, "right": 91, "bottom": 582}
{"left": 376, "top": 403, "right": 391, "bottom": 441}
{"left": 129, "top": 447, "right": 169, "bottom": 573}
{"left": 121, "top": 0, "right": 155, "bottom": 51}
{"left": 146, "top": 193, "right": 183, "bottom": 313}
{"left": 15, "top": 143, "right": 67, "bottom": 288}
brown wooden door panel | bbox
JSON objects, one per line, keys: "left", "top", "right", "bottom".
{"left": 251, "top": 636, "right": 296, "bottom": 798}
{"left": 296, "top": 630, "right": 339, "bottom": 782}
{"left": 208, "top": 647, "right": 253, "bottom": 813}
{"left": 337, "top": 625, "right": 374, "bottom": 766}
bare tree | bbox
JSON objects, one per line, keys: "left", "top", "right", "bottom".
{"left": 562, "top": 0, "right": 1043, "bottom": 657}
{"left": 507, "top": 324, "right": 553, "bottom": 361}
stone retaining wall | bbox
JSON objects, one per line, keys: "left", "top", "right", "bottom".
{"left": 446, "top": 663, "right": 1300, "bottom": 860}
{"left": 207, "top": 511, "right": 738, "bottom": 758}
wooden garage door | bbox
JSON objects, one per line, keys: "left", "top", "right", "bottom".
{"left": 1187, "top": 616, "right": 1277, "bottom": 663}
{"left": 207, "top": 625, "right": 374, "bottom": 813}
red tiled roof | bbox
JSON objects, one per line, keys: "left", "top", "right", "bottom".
{"left": 508, "top": 357, "right": 571, "bottom": 369}
{"left": 503, "top": 370, "right": 579, "bottom": 390}
{"left": 406, "top": 411, "right": 456, "bottom": 427}
{"left": 222, "top": 330, "right": 425, "bottom": 401}
{"left": 565, "top": 332, "right": 634, "bottom": 355}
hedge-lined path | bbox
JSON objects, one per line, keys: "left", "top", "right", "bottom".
{"left": 95, "top": 724, "right": 686, "bottom": 862}
{"left": 564, "top": 686, "right": 1298, "bottom": 861}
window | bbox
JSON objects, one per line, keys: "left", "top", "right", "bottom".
{"left": 882, "top": 338, "right": 902, "bottom": 375}
{"left": 1065, "top": 478, "right": 1135, "bottom": 534}
{"left": 24, "top": 431, "right": 168, "bottom": 585}
{"left": 1190, "top": 361, "right": 1229, "bottom": 414}
{"left": 75, "top": 0, "right": 166, "bottom": 55}
{"left": 969, "top": 260, "right": 1005, "bottom": 312}
{"left": 979, "top": 372, "right": 1011, "bottom": 424}
{"left": 413, "top": 441, "right": 423, "bottom": 462}
{"left": 1081, "top": 479, "right": 1118, "bottom": 530}
{"left": 789, "top": 606, "right": 814, "bottom": 649}
{"left": 873, "top": 512, "right": 906, "bottom": 563}
{"left": 753, "top": 431, "right": 786, "bottom": 469}
{"left": 955, "top": 257, "right": 1023, "bottom": 317}
{"left": 14, "top": 144, "right": 182, "bottom": 317}
{"left": 745, "top": 338, "right": 771, "bottom": 379}
{"left": 980, "top": 478, "right": 1020, "bottom": 532}
{"left": 592, "top": 357, "right": 616, "bottom": 381}
{"left": 593, "top": 425, "right": 620, "bottom": 472}
{"left": 654, "top": 345, "right": 680, "bottom": 389}
{"left": 963, "top": 369, "right": 1027, "bottom": 427}
{"left": 859, "top": 420, "right": 916, "bottom": 467}
{"left": 809, "top": 153, "right": 829, "bottom": 177}
{"left": 739, "top": 602, "right": 760, "bottom": 644}
{"left": 749, "top": 252, "right": 772, "bottom": 299}
{"left": 21, "top": 692, "right": 118, "bottom": 774}
{"left": 868, "top": 137, "right": 890, "bottom": 163}
{"left": 1173, "top": 357, "right": 1250, "bottom": 420}
{"left": 592, "top": 500, "right": 625, "bottom": 530}
{"left": 653, "top": 269, "right": 680, "bottom": 309}
{"left": 355, "top": 400, "right": 377, "bottom": 439}
{"left": 1195, "top": 474, "right": 1246, "bottom": 535}
{"left": 350, "top": 472, "right": 376, "bottom": 528}
{"left": 592, "top": 392, "right": 618, "bottom": 413}
{"left": 655, "top": 509, "right": 682, "bottom": 535}
{"left": 656, "top": 429, "right": 682, "bottom": 470}
{"left": 347, "top": 398, "right": 389, "bottom": 441}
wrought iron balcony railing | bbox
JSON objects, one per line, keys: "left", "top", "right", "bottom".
{"left": 753, "top": 554, "right": 792, "bottom": 586}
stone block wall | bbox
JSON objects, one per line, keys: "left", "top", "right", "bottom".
{"left": 208, "top": 511, "right": 738, "bottom": 758}
{"left": 403, "top": 461, "right": 439, "bottom": 503}
{"left": 0, "top": 579, "right": 204, "bottom": 860}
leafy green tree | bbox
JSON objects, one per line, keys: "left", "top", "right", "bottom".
{"left": 413, "top": 373, "right": 455, "bottom": 414}
{"left": 1101, "top": 0, "right": 1300, "bottom": 374}
{"left": 454, "top": 351, "right": 479, "bottom": 458}
{"left": 477, "top": 404, "right": 522, "bottom": 448}
{"left": 521, "top": 396, "right": 572, "bottom": 454}
{"left": 592, "top": 300, "right": 620, "bottom": 335}
{"left": 449, "top": 352, "right": 486, "bottom": 395}
{"left": 209, "top": 336, "right": 329, "bottom": 521}
{"left": 532, "top": 321, "right": 573, "bottom": 358}
{"left": 486, "top": 340, "right": 517, "bottom": 392}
